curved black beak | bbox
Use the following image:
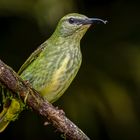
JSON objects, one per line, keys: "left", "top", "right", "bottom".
{"left": 83, "top": 18, "right": 108, "bottom": 25}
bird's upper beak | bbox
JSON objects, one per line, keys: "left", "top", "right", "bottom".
{"left": 82, "top": 18, "right": 107, "bottom": 25}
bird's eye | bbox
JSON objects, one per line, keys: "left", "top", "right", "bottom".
{"left": 68, "top": 18, "right": 75, "bottom": 24}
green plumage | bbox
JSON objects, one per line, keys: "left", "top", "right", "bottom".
{"left": 0, "top": 13, "right": 106, "bottom": 132}
{"left": 20, "top": 39, "right": 82, "bottom": 102}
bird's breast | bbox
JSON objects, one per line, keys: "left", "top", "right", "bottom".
{"left": 40, "top": 49, "right": 82, "bottom": 102}
{"left": 21, "top": 42, "right": 82, "bottom": 103}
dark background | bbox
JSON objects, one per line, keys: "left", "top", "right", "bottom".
{"left": 0, "top": 0, "right": 140, "bottom": 140}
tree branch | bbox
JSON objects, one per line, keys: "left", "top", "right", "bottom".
{"left": 0, "top": 59, "right": 90, "bottom": 140}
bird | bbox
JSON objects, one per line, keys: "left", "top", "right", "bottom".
{"left": 0, "top": 13, "right": 107, "bottom": 132}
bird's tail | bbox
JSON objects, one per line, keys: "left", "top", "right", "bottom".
{"left": 0, "top": 98, "right": 21, "bottom": 132}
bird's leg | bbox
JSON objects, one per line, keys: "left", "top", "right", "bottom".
{"left": 23, "top": 80, "right": 32, "bottom": 104}
{"left": 23, "top": 80, "right": 40, "bottom": 105}
{"left": 24, "top": 91, "right": 29, "bottom": 104}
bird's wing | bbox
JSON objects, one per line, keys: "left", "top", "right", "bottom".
{"left": 18, "top": 43, "right": 46, "bottom": 75}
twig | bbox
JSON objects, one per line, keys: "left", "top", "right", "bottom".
{"left": 0, "top": 59, "right": 90, "bottom": 140}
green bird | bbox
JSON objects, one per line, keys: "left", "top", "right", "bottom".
{"left": 0, "top": 13, "right": 107, "bottom": 132}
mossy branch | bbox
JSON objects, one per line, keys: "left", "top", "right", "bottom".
{"left": 0, "top": 59, "right": 90, "bottom": 140}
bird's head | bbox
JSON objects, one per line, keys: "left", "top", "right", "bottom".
{"left": 53, "top": 13, "right": 107, "bottom": 40}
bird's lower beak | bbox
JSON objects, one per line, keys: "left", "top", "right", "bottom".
{"left": 83, "top": 18, "right": 107, "bottom": 25}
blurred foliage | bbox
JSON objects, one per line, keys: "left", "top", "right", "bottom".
{"left": 0, "top": 0, "right": 75, "bottom": 26}
{"left": 0, "top": 0, "right": 140, "bottom": 140}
